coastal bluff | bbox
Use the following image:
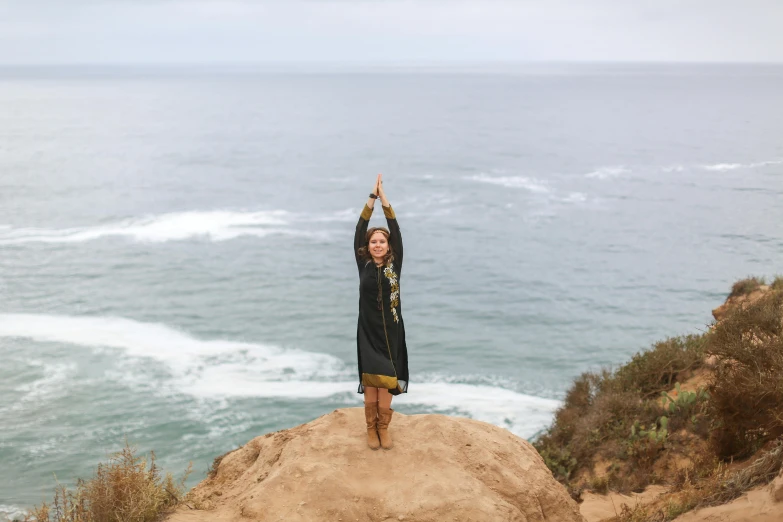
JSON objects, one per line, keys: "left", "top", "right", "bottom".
{"left": 164, "top": 408, "right": 584, "bottom": 522}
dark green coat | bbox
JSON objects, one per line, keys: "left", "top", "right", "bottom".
{"left": 354, "top": 203, "right": 409, "bottom": 395}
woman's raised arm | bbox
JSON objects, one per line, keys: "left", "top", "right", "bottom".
{"left": 377, "top": 175, "right": 403, "bottom": 273}
{"left": 354, "top": 175, "right": 381, "bottom": 271}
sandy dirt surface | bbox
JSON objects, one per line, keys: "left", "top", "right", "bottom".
{"left": 165, "top": 407, "right": 585, "bottom": 522}
{"left": 580, "top": 485, "right": 668, "bottom": 521}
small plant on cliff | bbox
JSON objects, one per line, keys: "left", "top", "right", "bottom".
{"left": 612, "top": 335, "right": 707, "bottom": 397}
{"left": 728, "top": 276, "right": 765, "bottom": 298}
{"left": 658, "top": 383, "right": 710, "bottom": 435}
{"left": 660, "top": 384, "right": 708, "bottom": 415}
{"left": 24, "top": 441, "right": 192, "bottom": 522}
{"left": 538, "top": 446, "right": 578, "bottom": 482}
{"left": 630, "top": 416, "right": 669, "bottom": 444}
{"left": 624, "top": 417, "right": 669, "bottom": 470}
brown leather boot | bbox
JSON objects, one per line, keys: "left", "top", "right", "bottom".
{"left": 364, "top": 402, "right": 381, "bottom": 450}
{"left": 377, "top": 407, "right": 394, "bottom": 450}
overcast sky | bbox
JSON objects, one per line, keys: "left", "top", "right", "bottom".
{"left": 1, "top": 0, "right": 781, "bottom": 64}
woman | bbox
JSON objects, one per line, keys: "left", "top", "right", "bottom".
{"left": 354, "top": 173, "right": 409, "bottom": 450}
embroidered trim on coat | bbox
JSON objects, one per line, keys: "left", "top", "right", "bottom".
{"left": 361, "top": 372, "right": 399, "bottom": 389}
{"left": 383, "top": 264, "right": 400, "bottom": 323}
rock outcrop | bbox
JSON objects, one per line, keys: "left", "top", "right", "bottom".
{"left": 711, "top": 284, "right": 769, "bottom": 322}
{"left": 165, "top": 408, "right": 584, "bottom": 522}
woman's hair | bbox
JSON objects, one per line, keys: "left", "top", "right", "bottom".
{"left": 357, "top": 227, "right": 395, "bottom": 266}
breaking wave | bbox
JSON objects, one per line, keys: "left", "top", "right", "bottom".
{"left": 465, "top": 173, "right": 549, "bottom": 193}
{"left": 0, "top": 209, "right": 342, "bottom": 245}
{"left": 0, "top": 313, "right": 559, "bottom": 438}
{"left": 585, "top": 166, "right": 629, "bottom": 179}
{"left": 701, "top": 159, "right": 783, "bottom": 171}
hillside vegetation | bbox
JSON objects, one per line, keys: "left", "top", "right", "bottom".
{"left": 534, "top": 275, "right": 783, "bottom": 521}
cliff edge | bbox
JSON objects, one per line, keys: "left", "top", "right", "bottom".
{"left": 165, "top": 408, "right": 584, "bottom": 522}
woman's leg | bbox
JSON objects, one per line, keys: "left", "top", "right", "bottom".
{"left": 363, "top": 386, "right": 381, "bottom": 450}
{"left": 378, "top": 387, "right": 392, "bottom": 409}
{"left": 364, "top": 386, "right": 379, "bottom": 405}
{"left": 376, "top": 388, "right": 394, "bottom": 449}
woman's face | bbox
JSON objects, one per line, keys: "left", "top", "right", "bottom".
{"left": 369, "top": 231, "right": 389, "bottom": 259}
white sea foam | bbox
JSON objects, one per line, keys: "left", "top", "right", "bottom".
{"left": 662, "top": 164, "right": 685, "bottom": 173}
{"left": 11, "top": 360, "right": 77, "bottom": 411}
{"left": 0, "top": 314, "right": 347, "bottom": 383}
{"left": 0, "top": 210, "right": 324, "bottom": 245}
{"left": 560, "top": 192, "right": 587, "bottom": 203}
{"left": 25, "top": 437, "right": 62, "bottom": 458}
{"left": 702, "top": 159, "right": 783, "bottom": 171}
{"left": 465, "top": 173, "right": 549, "bottom": 193}
{"left": 402, "top": 381, "right": 559, "bottom": 438}
{"left": 0, "top": 505, "right": 27, "bottom": 522}
{"left": 0, "top": 314, "right": 559, "bottom": 438}
{"left": 585, "top": 166, "right": 629, "bottom": 179}
{"left": 703, "top": 163, "right": 743, "bottom": 171}
{"left": 308, "top": 208, "right": 358, "bottom": 223}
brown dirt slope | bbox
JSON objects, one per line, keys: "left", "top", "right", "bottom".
{"left": 165, "top": 408, "right": 585, "bottom": 522}
{"left": 580, "top": 486, "right": 668, "bottom": 521}
{"left": 672, "top": 477, "right": 783, "bottom": 522}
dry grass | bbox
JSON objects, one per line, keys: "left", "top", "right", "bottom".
{"left": 728, "top": 276, "right": 766, "bottom": 298}
{"left": 206, "top": 448, "right": 236, "bottom": 479}
{"left": 707, "top": 288, "right": 783, "bottom": 458}
{"left": 25, "top": 441, "right": 192, "bottom": 522}
{"left": 612, "top": 438, "right": 783, "bottom": 521}
{"left": 701, "top": 438, "right": 783, "bottom": 506}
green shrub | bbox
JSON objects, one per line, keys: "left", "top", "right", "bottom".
{"left": 538, "top": 446, "right": 578, "bottom": 482}
{"left": 660, "top": 384, "right": 709, "bottom": 417}
{"left": 612, "top": 335, "right": 708, "bottom": 397}
{"left": 624, "top": 417, "right": 669, "bottom": 470}
{"left": 660, "top": 384, "right": 710, "bottom": 434}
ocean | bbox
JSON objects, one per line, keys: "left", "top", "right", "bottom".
{"left": 1, "top": 63, "right": 782, "bottom": 517}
